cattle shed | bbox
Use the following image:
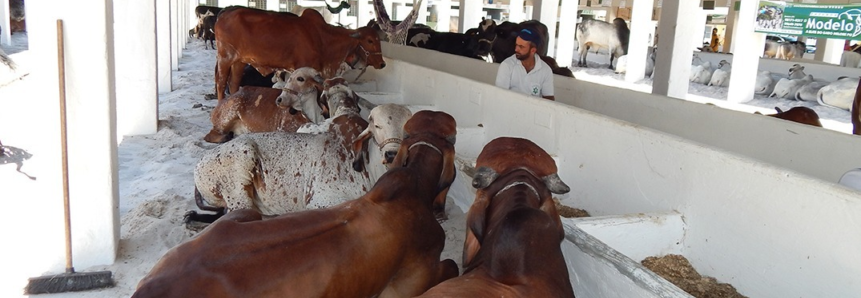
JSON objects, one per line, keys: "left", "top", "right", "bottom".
{"left": 2, "top": 0, "right": 861, "bottom": 297}
{"left": 352, "top": 43, "right": 861, "bottom": 297}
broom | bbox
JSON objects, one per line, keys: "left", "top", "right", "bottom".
{"left": 24, "top": 19, "right": 114, "bottom": 294}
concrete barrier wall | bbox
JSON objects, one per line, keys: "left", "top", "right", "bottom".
{"left": 361, "top": 56, "right": 861, "bottom": 297}
{"left": 695, "top": 51, "right": 861, "bottom": 82}
{"left": 378, "top": 43, "right": 861, "bottom": 183}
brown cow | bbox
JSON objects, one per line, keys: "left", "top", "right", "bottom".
{"left": 420, "top": 137, "right": 574, "bottom": 298}
{"left": 756, "top": 106, "right": 822, "bottom": 127}
{"left": 214, "top": 6, "right": 386, "bottom": 101}
{"left": 133, "top": 111, "right": 459, "bottom": 298}
{"left": 203, "top": 67, "right": 325, "bottom": 143}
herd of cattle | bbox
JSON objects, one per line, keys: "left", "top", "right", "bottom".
{"left": 131, "top": 5, "right": 577, "bottom": 297}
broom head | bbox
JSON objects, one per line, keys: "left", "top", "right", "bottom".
{"left": 25, "top": 269, "right": 113, "bottom": 294}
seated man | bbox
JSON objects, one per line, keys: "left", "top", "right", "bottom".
{"left": 495, "top": 28, "right": 555, "bottom": 100}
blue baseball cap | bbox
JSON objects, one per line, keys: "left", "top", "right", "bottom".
{"left": 518, "top": 28, "right": 541, "bottom": 46}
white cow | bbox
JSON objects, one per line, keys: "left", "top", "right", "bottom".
{"left": 795, "top": 81, "right": 829, "bottom": 102}
{"left": 788, "top": 64, "right": 806, "bottom": 80}
{"left": 817, "top": 77, "right": 860, "bottom": 111}
{"left": 708, "top": 60, "right": 731, "bottom": 87}
{"left": 755, "top": 71, "right": 777, "bottom": 95}
{"left": 188, "top": 86, "right": 412, "bottom": 223}
{"left": 770, "top": 74, "right": 813, "bottom": 99}
{"left": 690, "top": 59, "right": 713, "bottom": 85}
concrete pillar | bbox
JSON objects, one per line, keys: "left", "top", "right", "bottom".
{"left": 606, "top": 6, "right": 617, "bottom": 21}
{"left": 0, "top": 0, "right": 10, "bottom": 46}
{"left": 358, "top": 0, "right": 373, "bottom": 28}
{"left": 726, "top": 0, "right": 764, "bottom": 103}
{"left": 171, "top": 0, "right": 179, "bottom": 70}
{"left": 157, "top": 0, "right": 172, "bottom": 93}
{"left": 624, "top": 0, "right": 654, "bottom": 82}
{"left": 532, "top": 0, "right": 559, "bottom": 57}
{"left": 724, "top": 4, "right": 738, "bottom": 53}
{"left": 509, "top": 0, "right": 524, "bottom": 23}
{"left": 417, "top": 0, "right": 428, "bottom": 25}
{"left": 458, "top": 0, "right": 482, "bottom": 33}
{"left": 435, "top": 0, "right": 451, "bottom": 32}
{"left": 114, "top": 0, "right": 158, "bottom": 137}
{"left": 25, "top": 0, "right": 120, "bottom": 271}
{"left": 814, "top": 38, "right": 843, "bottom": 65}
{"left": 556, "top": 0, "right": 576, "bottom": 67}
{"left": 692, "top": 9, "right": 707, "bottom": 51}
{"left": 652, "top": 0, "right": 698, "bottom": 99}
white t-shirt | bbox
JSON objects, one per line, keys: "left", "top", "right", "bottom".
{"left": 495, "top": 54, "right": 554, "bottom": 98}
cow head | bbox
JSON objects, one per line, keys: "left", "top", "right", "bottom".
{"left": 473, "top": 18, "right": 497, "bottom": 57}
{"left": 320, "top": 77, "right": 360, "bottom": 119}
{"left": 350, "top": 27, "right": 386, "bottom": 70}
{"left": 463, "top": 137, "right": 570, "bottom": 266}
{"left": 275, "top": 67, "right": 326, "bottom": 123}
{"left": 390, "top": 110, "right": 458, "bottom": 217}
{"left": 351, "top": 104, "right": 412, "bottom": 172}
{"left": 270, "top": 69, "right": 289, "bottom": 89}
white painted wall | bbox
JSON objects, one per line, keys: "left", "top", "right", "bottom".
{"left": 16, "top": 0, "right": 120, "bottom": 274}
{"left": 114, "top": 0, "right": 158, "bottom": 137}
{"left": 379, "top": 43, "right": 861, "bottom": 184}
{"left": 695, "top": 51, "right": 861, "bottom": 83}
{"left": 360, "top": 53, "right": 861, "bottom": 297}
{"left": 0, "top": 0, "right": 10, "bottom": 46}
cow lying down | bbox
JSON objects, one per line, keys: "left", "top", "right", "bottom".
{"left": 133, "top": 111, "right": 459, "bottom": 298}
{"left": 187, "top": 80, "right": 412, "bottom": 223}
{"left": 420, "top": 137, "right": 574, "bottom": 298}
{"left": 204, "top": 67, "right": 327, "bottom": 143}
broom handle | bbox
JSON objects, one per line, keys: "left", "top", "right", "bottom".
{"left": 56, "top": 19, "right": 75, "bottom": 274}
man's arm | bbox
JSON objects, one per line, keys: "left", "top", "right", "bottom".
{"left": 541, "top": 67, "right": 555, "bottom": 100}
{"left": 495, "top": 62, "right": 512, "bottom": 89}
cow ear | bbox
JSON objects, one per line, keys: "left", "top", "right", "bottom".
{"left": 391, "top": 140, "right": 410, "bottom": 168}
{"left": 542, "top": 173, "right": 571, "bottom": 194}
{"left": 464, "top": 189, "right": 491, "bottom": 266}
{"left": 351, "top": 126, "right": 373, "bottom": 172}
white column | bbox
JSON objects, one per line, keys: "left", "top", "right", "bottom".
{"left": 171, "top": 0, "right": 179, "bottom": 70}
{"left": 182, "top": 0, "right": 188, "bottom": 49}
{"left": 509, "top": 0, "right": 524, "bottom": 23}
{"left": 726, "top": 0, "right": 764, "bottom": 103}
{"left": 267, "top": 0, "right": 279, "bottom": 11}
{"left": 358, "top": 0, "right": 373, "bottom": 27}
{"left": 114, "top": 0, "right": 158, "bottom": 137}
{"left": 814, "top": 38, "right": 843, "bottom": 65}
{"left": 458, "top": 0, "right": 482, "bottom": 33}
{"left": 691, "top": 9, "right": 707, "bottom": 51}
{"left": 555, "top": 0, "right": 576, "bottom": 68}
{"left": 724, "top": 4, "right": 738, "bottom": 53}
{"left": 435, "top": 0, "right": 451, "bottom": 32}
{"left": 417, "top": 0, "right": 428, "bottom": 25}
{"left": 625, "top": 0, "right": 655, "bottom": 82}
{"left": 652, "top": 0, "right": 698, "bottom": 99}
{"left": 0, "top": 0, "right": 10, "bottom": 46}
{"left": 157, "top": 0, "right": 172, "bottom": 93}
{"left": 26, "top": 0, "right": 120, "bottom": 270}
{"left": 532, "top": 0, "right": 559, "bottom": 57}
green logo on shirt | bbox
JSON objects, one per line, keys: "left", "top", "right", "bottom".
{"left": 532, "top": 86, "right": 539, "bottom": 95}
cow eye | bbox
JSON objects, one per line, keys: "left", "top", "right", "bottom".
{"left": 375, "top": 125, "right": 381, "bottom": 129}
{"left": 298, "top": 77, "right": 305, "bottom": 82}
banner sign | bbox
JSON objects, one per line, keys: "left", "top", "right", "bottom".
{"left": 755, "top": 1, "right": 861, "bottom": 40}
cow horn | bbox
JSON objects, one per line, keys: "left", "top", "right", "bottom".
{"left": 542, "top": 173, "right": 571, "bottom": 194}
{"left": 313, "top": 74, "right": 325, "bottom": 84}
{"left": 471, "top": 166, "right": 498, "bottom": 189}
{"left": 446, "top": 134, "right": 456, "bottom": 145}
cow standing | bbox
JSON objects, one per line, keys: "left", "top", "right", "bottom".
{"left": 576, "top": 18, "right": 629, "bottom": 68}
{"left": 214, "top": 7, "right": 386, "bottom": 101}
